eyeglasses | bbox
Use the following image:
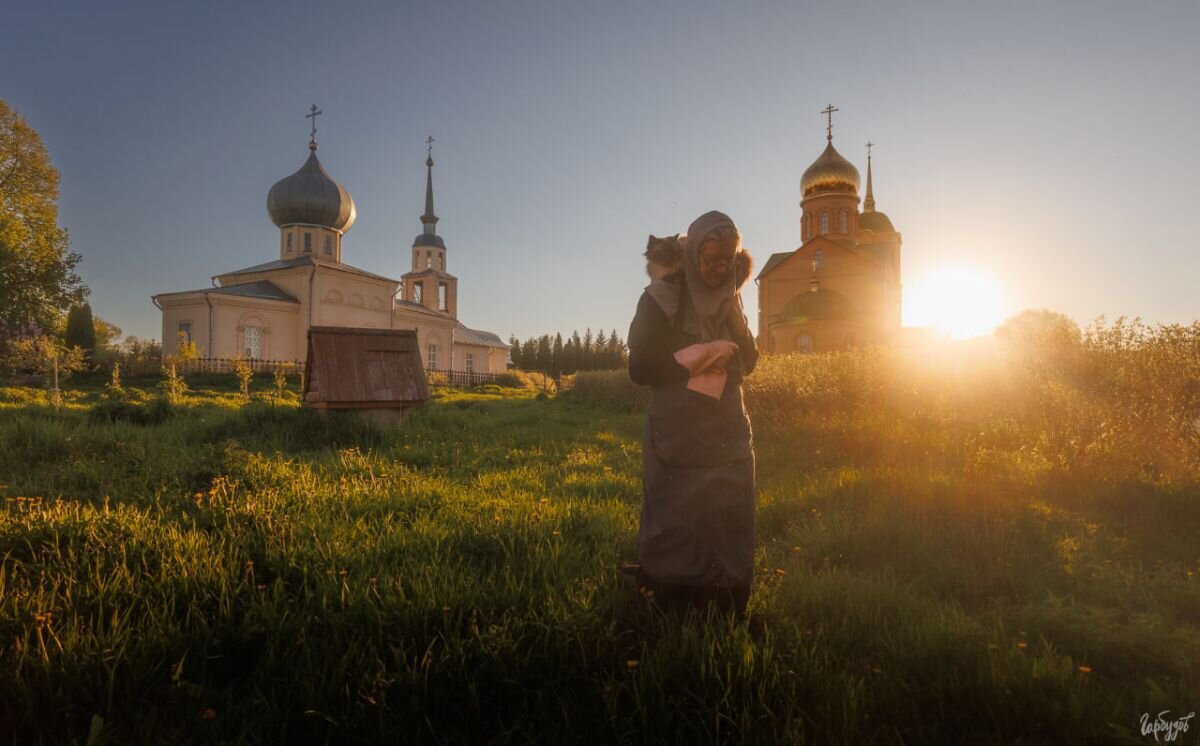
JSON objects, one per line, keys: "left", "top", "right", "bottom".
{"left": 699, "top": 252, "right": 735, "bottom": 270}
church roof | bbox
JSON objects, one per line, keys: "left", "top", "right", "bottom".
{"left": 155, "top": 280, "right": 299, "bottom": 303}
{"left": 402, "top": 267, "right": 458, "bottom": 280}
{"left": 394, "top": 299, "right": 447, "bottom": 319}
{"left": 218, "top": 256, "right": 398, "bottom": 284}
{"left": 413, "top": 233, "right": 446, "bottom": 249}
{"left": 757, "top": 251, "right": 794, "bottom": 279}
{"left": 209, "top": 280, "right": 298, "bottom": 302}
{"left": 453, "top": 321, "right": 509, "bottom": 348}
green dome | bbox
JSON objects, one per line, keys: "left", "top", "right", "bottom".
{"left": 781, "top": 289, "right": 857, "bottom": 322}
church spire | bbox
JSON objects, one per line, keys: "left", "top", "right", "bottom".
{"left": 421, "top": 136, "right": 439, "bottom": 234}
{"left": 864, "top": 141, "right": 876, "bottom": 213}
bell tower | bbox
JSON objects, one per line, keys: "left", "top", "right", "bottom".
{"left": 401, "top": 137, "right": 458, "bottom": 318}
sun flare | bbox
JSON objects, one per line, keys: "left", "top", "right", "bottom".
{"left": 903, "top": 266, "right": 1006, "bottom": 340}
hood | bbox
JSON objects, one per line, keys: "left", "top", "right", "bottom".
{"left": 644, "top": 235, "right": 755, "bottom": 289}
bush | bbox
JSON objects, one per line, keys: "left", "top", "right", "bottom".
{"left": 89, "top": 389, "right": 175, "bottom": 425}
{"left": 494, "top": 373, "right": 524, "bottom": 388}
{"left": 564, "top": 370, "right": 647, "bottom": 412}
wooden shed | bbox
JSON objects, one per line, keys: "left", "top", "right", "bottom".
{"left": 303, "top": 326, "right": 428, "bottom": 426}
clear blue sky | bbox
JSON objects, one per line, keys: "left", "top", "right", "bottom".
{"left": 4, "top": 0, "right": 1198, "bottom": 344}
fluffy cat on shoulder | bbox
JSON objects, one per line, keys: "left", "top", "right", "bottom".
{"left": 644, "top": 233, "right": 754, "bottom": 289}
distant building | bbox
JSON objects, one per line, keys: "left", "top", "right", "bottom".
{"left": 152, "top": 121, "right": 509, "bottom": 373}
{"left": 756, "top": 110, "right": 902, "bottom": 353}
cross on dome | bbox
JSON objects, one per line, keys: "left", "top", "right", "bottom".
{"left": 306, "top": 104, "right": 322, "bottom": 149}
{"left": 821, "top": 104, "right": 839, "bottom": 142}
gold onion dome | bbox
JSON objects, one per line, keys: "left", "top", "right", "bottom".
{"left": 800, "top": 142, "right": 860, "bottom": 197}
{"left": 267, "top": 146, "right": 357, "bottom": 233}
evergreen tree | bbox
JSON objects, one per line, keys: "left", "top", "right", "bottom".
{"left": 582, "top": 329, "right": 594, "bottom": 371}
{"left": 521, "top": 338, "right": 536, "bottom": 370}
{"left": 64, "top": 302, "right": 96, "bottom": 359}
{"left": 535, "top": 335, "right": 552, "bottom": 372}
{"left": 551, "top": 333, "right": 563, "bottom": 377}
{"left": 509, "top": 334, "right": 522, "bottom": 368}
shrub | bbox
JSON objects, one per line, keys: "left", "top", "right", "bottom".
{"left": 565, "top": 370, "right": 647, "bottom": 412}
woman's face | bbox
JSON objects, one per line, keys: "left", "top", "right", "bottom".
{"left": 698, "top": 237, "right": 738, "bottom": 288}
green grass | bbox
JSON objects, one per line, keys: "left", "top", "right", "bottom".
{"left": 2, "top": 335, "right": 1198, "bottom": 744}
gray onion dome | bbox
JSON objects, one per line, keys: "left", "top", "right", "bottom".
{"left": 267, "top": 146, "right": 356, "bottom": 233}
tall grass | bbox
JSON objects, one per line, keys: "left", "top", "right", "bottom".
{"left": 1, "top": 320, "right": 1197, "bottom": 744}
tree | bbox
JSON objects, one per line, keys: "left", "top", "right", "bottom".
{"left": 551, "top": 333, "right": 564, "bottom": 378}
{"left": 64, "top": 302, "right": 96, "bottom": 359}
{"left": 521, "top": 338, "right": 536, "bottom": 370}
{"left": 509, "top": 334, "right": 522, "bottom": 368}
{"left": 0, "top": 99, "right": 87, "bottom": 348}
{"left": 94, "top": 317, "right": 122, "bottom": 349}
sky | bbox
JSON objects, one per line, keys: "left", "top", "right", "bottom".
{"left": 3, "top": 0, "right": 1198, "bottom": 345}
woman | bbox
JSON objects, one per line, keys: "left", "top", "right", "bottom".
{"left": 627, "top": 210, "right": 758, "bottom": 617}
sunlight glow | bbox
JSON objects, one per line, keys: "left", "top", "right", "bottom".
{"left": 903, "top": 265, "right": 1006, "bottom": 340}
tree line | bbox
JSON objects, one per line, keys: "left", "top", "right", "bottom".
{"left": 508, "top": 329, "right": 628, "bottom": 377}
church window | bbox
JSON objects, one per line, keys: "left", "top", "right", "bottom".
{"left": 839, "top": 210, "right": 849, "bottom": 233}
{"left": 286, "top": 234, "right": 293, "bottom": 253}
{"left": 797, "top": 334, "right": 813, "bottom": 354}
{"left": 812, "top": 249, "right": 824, "bottom": 271}
{"left": 426, "top": 254, "right": 432, "bottom": 269}
{"left": 439, "top": 253, "right": 444, "bottom": 270}
{"left": 178, "top": 322, "right": 192, "bottom": 344}
{"left": 428, "top": 343, "right": 438, "bottom": 370}
{"left": 438, "top": 283, "right": 448, "bottom": 311}
{"left": 303, "top": 232, "right": 312, "bottom": 253}
{"left": 324, "top": 235, "right": 332, "bottom": 256}
{"left": 244, "top": 326, "right": 263, "bottom": 359}
{"left": 413, "top": 282, "right": 423, "bottom": 304}
{"left": 810, "top": 278, "right": 819, "bottom": 292}
{"left": 820, "top": 212, "right": 829, "bottom": 234}
{"left": 466, "top": 353, "right": 474, "bottom": 373}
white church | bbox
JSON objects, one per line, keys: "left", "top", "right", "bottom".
{"left": 151, "top": 114, "right": 509, "bottom": 374}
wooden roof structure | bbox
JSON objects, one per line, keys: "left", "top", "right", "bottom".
{"left": 303, "top": 326, "right": 428, "bottom": 410}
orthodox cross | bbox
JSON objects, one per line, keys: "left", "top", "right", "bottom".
{"left": 866, "top": 140, "right": 874, "bottom": 160}
{"left": 306, "top": 104, "right": 322, "bottom": 146}
{"left": 821, "top": 104, "right": 838, "bottom": 142}
{"left": 426, "top": 135, "right": 435, "bottom": 159}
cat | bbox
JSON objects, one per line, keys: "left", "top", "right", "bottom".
{"left": 644, "top": 233, "right": 754, "bottom": 289}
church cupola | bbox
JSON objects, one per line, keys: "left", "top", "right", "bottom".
{"left": 268, "top": 106, "right": 355, "bottom": 261}
{"left": 800, "top": 105, "right": 861, "bottom": 243}
{"left": 858, "top": 142, "right": 896, "bottom": 234}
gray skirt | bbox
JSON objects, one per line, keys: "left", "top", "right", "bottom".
{"left": 638, "top": 381, "right": 755, "bottom": 588}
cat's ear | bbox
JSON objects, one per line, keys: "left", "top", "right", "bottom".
{"left": 645, "top": 234, "right": 659, "bottom": 249}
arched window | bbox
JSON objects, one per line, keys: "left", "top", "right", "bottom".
{"left": 428, "top": 343, "right": 438, "bottom": 370}
{"left": 796, "top": 334, "right": 813, "bottom": 354}
{"left": 303, "top": 232, "right": 312, "bottom": 253}
{"left": 811, "top": 249, "right": 824, "bottom": 272}
{"left": 244, "top": 326, "right": 262, "bottom": 359}
{"left": 839, "top": 210, "right": 849, "bottom": 233}
{"left": 809, "top": 278, "right": 819, "bottom": 292}
{"left": 819, "top": 212, "right": 829, "bottom": 234}
{"left": 286, "top": 234, "right": 293, "bottom": 254}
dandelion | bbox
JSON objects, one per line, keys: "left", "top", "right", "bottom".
{"left": 774, "top": 568, "right": 787, "bottom": 576}
{"left": 1078, "top": 665, "right": 1092, "bottom": 674}
{"left": 791, "top": 546, "right": 802, "bottom": 553}
{"left": 626, "top": 660, "right": 639, "bottom": 670}
{"left": 552, "top": 530, "right": 561, "bottom": 537}
{"left": 1017, "top": 642, "right": 1028, "bottom": 650}
{"left": 338, "top": 569, "right": 349, "bottom": 578}
{"left": 256, "top": 584, "right": 267, "bottom": 592}
{"left": 442, "top": 606, "right": 450, "bottom": 613}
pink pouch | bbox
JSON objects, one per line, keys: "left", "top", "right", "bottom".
{"left": 673, "top": 343, "right": 735, "bottom": 400}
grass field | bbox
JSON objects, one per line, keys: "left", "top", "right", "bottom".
{"left": 2, "top": 323, "right": 1199, "bottom": 744}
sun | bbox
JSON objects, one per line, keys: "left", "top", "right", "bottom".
{"left": 903, "top": 265, "right": 1006, "bottom": 340}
